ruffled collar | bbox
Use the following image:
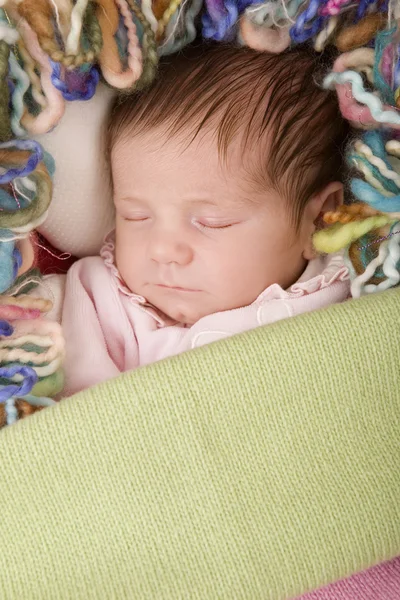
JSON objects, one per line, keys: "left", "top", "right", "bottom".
{"left": 255, "top": 250, "right": 349, "bottom": 303}
{"left": 101, "top": 232, "right": 349, "bottom": 324}
{"left": 101, "top": 233, "right": 174, "bottom": 326}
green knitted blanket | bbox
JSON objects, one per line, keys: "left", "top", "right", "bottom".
{"left": 0, "top": 289, "right": 399, "bottom": 599}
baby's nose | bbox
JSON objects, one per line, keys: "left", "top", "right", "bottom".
{"left": 149, "top": 232, "right": 193, "bottom": 265}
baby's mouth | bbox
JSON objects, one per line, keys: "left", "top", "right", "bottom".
{"left": 155, "top": 284, "right": 200, "bottom": 293}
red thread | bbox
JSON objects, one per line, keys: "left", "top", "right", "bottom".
{"left": 34, "top": 241, "right": 71, "bottom": 261}
{"left": 10, "top": 184, "right": 21, "bottom": 209}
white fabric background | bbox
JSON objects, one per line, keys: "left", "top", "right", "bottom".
{"left": 35, "top": 83, "right": 117, "bottom": 257}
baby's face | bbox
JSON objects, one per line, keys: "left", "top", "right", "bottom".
{"left": 112, "top": 128, "right": 310, "bottom": 324}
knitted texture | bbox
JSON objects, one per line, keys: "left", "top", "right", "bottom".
{"left": 0, "top": 288, "right": 399, "bottom": 599}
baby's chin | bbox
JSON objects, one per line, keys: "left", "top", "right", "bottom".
{"left": 148, "top": 294, "right": 214, "bottom": 325}
{"left": 154, "top": 301, "right": 205, "bottom": 325}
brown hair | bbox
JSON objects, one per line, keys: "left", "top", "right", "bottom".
{"left": 107, "top": 42, "right": 350, "bottom": 233}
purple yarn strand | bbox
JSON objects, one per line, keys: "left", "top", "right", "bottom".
{"left": 202, "top": 0, "right": 238, "bottom": 40}
{"left": 356, "top": 0, "right": 375, "bottom": 20}
{"left": 50, "top": 62, "right": 99, "bottom": 101}
{"left": 290, "top": 0, "right": 328, "bottom": 43}
{"left": 204, "top": 0, "right": 226, "bottom": 22}
{"left": 0, "top": 320, "right": 13, "bottom": 337}
{"left": 0, "top": 365, "right": 38, "bottom": 403}
{"left": 394, "top": 55, "right": 400, "bottom": 89}
{"left": 0, "top": 140, "right": 43, "bottom": 185}
{"left": 12, "top": 247, "right": 22, "bottom": 279}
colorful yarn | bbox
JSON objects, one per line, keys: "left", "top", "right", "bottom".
{"left": 0, "top": 40, "right": 11, "bottom": 142}
{"left": 0, "top": 147, "right": 52, "bottom": 230}
{"left": 0, "top": 395, "right": 53, "bottom": 427}
{"left": 373, "top": 27, "right": 396, "bottom": 105}
{"left": 0, "top": 319, "right": 65, "bottom": 381}
{"left": 0, "top": 1, "right": 69, "bottom": 427}
{"left": 0, "top": 305, "right": 41, "bottom": 320}
{"left": 8, "top": 52, "right": 30, "bottom": 137}
{"left": 290, "top": 0, "right": 328, "bottom": 44}
{"left": 0, "top": 320, "right": 13, "bottom": 336}
{"left": 314, "top": 2, "right": 400, "bottom": 297}
{"left": 126, "top": 0, "right": 158, "bottom": 89}
{"left": 240, "top": 17, "right": 291, "bottom": 52}
{"left": 157, "top": 0, "right": 185, "bottom": 38}
{"left": 313, "top": 15, "right": 338, "bottom": 52}
{"left": 31, "top": 368, "right": 64, "bottom": 397}
{"left": 323, "top": 70, "right": 400, "bottom": 128}
{"left": 313, "top": 215, "right": 394, "bottom": 253}
{"left": 335, "top": 12, "right": 386, "bottom": 52}
{"left": 0, "top": 364, "right": 37, "bottom": 403}
{"left": 350, "top": 225, "right": 400, "bottom": 297}
{"left": 323, "top": 202, "right": 382, "bottom": 224}
{"left": 50, "top": 62, "right": 99, "bottom": 101}
{"left": 320, "top": 0, "right": 351, "bottom": 17}
{"left": 243, "top": 0, "right": 306, "bottom": 28}
{"left": 159, "top": 0, "right": 203, "bottom": 55}
{"left": 65, "top": 0, "right": 90, "bottom": 55}
{"left": 7, "top": 5, "right": 66, "bottom": 135}
{"left": 0, "top": 140, "right": 43, "bottom": 185}
{"left": 202, "top": 0, "right": 239, "bottom": 41}
{"left": 350, "top": 178, "right": 400, "bottom": 212}
{"left": 0, "top": 294, "right": 52, "bottom": 312}
{"left": 17, "top": 0, "right": 103, "bottom": 69}
{"left": 4, "top": 396, "right": 18, "bottom": 424}
{"left": 141, "top": 0, "right": 159, "bottom": 34}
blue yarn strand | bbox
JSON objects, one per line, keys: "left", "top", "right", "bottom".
{"left": 351, "top": 178, "right": 400, "bottom": 212}
{"left": 349, "top": 153, "right": 400, "bottom": 195}
{"left": 5, "top": 397, "right": 18, "bottom": 425}
{"left": 0, "top": 239, "right": 15, "bottom": 294}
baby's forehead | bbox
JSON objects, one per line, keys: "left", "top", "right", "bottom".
{"left": 111, "top": 127, "right": 271, "bottom": 206}
{"left": 114, "top": 121, "right": 229, "bottom": 162}
{"left": 112, "top": 116, "right": 268, "bottom": 173}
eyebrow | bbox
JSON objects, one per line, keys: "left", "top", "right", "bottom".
{"left": 116, "top": 195, "right": 258, "bottom": 208}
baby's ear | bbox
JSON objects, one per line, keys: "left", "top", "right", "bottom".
{"left": 319, "top": 181, "right": 344, "bottom": 214}
{"left": 313, "top": 182, "right": 344, "bottom": 223}
{"left": 302, "top": 182, "right": 344, "bottom": 261}
{"left": 304, "top": 182, "right": 344, "bottom": 228}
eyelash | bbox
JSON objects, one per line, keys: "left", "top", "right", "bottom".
{"left": 196, "top": 223, "right": 234, "bottom": 231}
{"left": 123, "top": 217, "right": 235, "bottom": 230}
{"left": 123, "top": 216, "right": 149, "bottom": 222}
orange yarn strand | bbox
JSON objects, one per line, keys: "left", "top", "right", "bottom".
{"left": 323, "top": 202, "right": 382, "bottom": 225}
{"left": 17, "top": 0, "right": 102, "bottom": 68}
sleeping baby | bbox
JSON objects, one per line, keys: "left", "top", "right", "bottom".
{"left": 45, "top": 43, "right": 351, "bottom": 397}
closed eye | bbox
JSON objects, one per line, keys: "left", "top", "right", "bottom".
{"left": 123, "top": 216, "right": 149, "bottom": 222}
{"left": 194, "top": 220, "right": 237, "bottom": 230}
